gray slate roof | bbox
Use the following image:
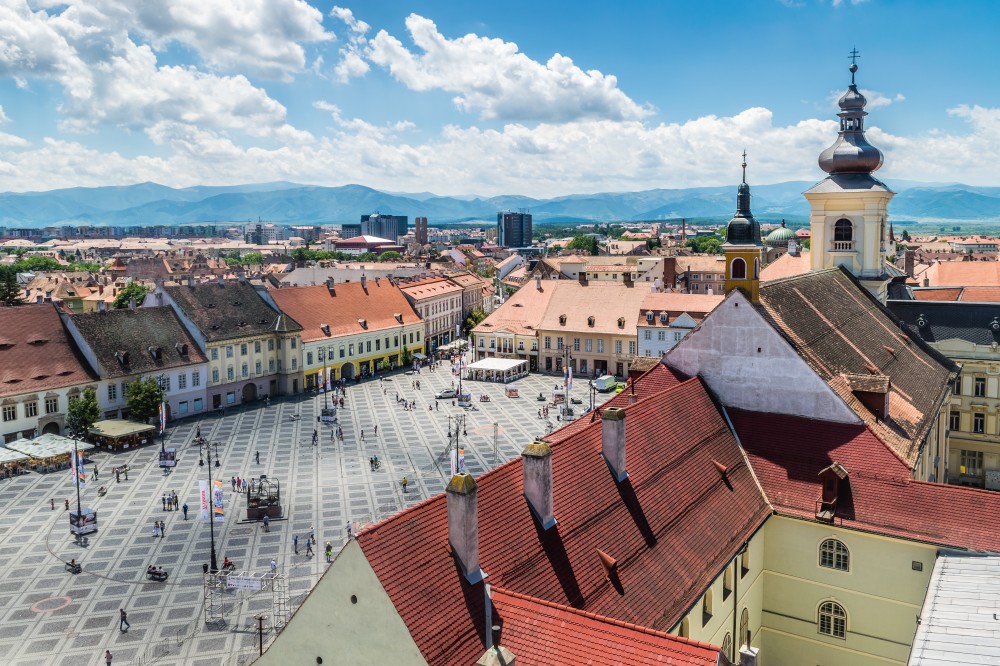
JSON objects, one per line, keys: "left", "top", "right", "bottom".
{"left": 888, "top": 300, "right": 1000, "bottom": 346}
{"left": 909, "top": 553, "right": 1000, "bottom": 666}
{"left": 70, "top": 306, "right": 207, "bottom": 378}
{"left": 163, "top": 281, "right": 301, "bottom": 342}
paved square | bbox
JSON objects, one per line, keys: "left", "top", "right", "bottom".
{"left": 0, "top": 367, "right": 612, "bottom": 665}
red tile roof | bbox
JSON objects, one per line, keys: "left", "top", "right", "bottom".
{"left": 356, "top": 376, "right": 769, "bottom": 665}
{"left": 732, "top": 409, "right": 1000, "bottom": 551}
{"left": 0, "top": 303, "right": 97, "bottom": 395}
{"left": 268, "top": 280, "right": 421, "bottom": 342}
{"left": 491, "top": 587, "right": 721, "bottom": 666}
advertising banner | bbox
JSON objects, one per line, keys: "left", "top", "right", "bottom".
{"left": 212, "top": 479, "right": 225, "bottom": 523}
{"left": 158, "top": 448, "right": 177, "bottom": 468}
{"left": 199, "top": 480, "right": 209, "bottom": 520}
{"left": 69, "top": 509, "right": 98, "bottom": 535}
{"left": 225, "top": 575, "right": 263, "bottom": 591}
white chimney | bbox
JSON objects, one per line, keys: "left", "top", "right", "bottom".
{"left": 446, "top": 472, "right": 486, "bottom": 583}
{"left": 535, "top": 275, "right": 542, "bottom": 291}
{"left": 601, "top": 407, "right": 627, "bottom": 481}
{"left": 361, "top": 273, "right": 367, "bottom": 290}
{"left": 521, "top": 441, "right": 556, "bottom": 529}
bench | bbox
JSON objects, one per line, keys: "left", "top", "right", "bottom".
{"left": 146, "top": 570, "right": 168, "bottom": 582}
{"left": 65, "top": 562, "right": 82, "bottom": 574}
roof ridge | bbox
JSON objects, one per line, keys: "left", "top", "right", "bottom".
{"left": 490, "top": 586, "right": 719, "bottom": 651}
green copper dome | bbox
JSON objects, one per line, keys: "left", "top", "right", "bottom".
{"left": 765, "top": 221, "right": 796, "bottom": 247}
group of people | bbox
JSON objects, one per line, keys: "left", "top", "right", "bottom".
{"left": 161, "top": 491, "right": 179, "bottom": 511}
{"left": 151, "top": 520, "right": 166, "bottom": 538}
{"left": 293, "top": 530, "right": 316, "bottom": 556}
{"left": 368, "top": 455, "right": 380, "bottom": 471}
{"left": 538, "top": 406, "right": 550, "bottom": 419}
{"left": 222, "top": 557, "right": 237, "bottom": 571}
{"left": 231, "top": 476, "right": 249, "bottom": 493}
{"left": 146, "top": 564, "right": 167, "bottom": 577}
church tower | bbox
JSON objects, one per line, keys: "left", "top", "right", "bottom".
{"left": 723, "top": 153, "right": 765, "bottom": 303}
{"left": 804, "top": 56, "right": 896, "bottom": 303}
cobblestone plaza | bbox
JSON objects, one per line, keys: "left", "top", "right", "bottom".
{"left": 0, "top": 367, "right": 610, "bottom": 666}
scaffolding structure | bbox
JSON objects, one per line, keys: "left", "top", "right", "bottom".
{"left": 203, "top": 570, "right": 289, "bottom": 631}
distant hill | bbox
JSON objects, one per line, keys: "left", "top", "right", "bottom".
{"left": 1, "top": 179, "right": 999, "bottom": 228}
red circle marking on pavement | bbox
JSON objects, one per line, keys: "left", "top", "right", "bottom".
{"left": 31, "top": 596, "right": 71, "bottom": 613}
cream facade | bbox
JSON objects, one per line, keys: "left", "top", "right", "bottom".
{"left": 301, "top": 324, "right": 424, "bottom": 383}
{"left": 400, "top": 277, "right": 464, "bottom": 354}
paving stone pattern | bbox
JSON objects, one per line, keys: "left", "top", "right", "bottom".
{"left": 0, "top": 367, "right": 610, "bottom": 665}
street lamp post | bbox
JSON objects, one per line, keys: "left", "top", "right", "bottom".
{"left": 205, "top": 440, "right": 220, "bottom": 573}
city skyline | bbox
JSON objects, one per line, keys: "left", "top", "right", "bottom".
{"left": 0, "top": 1, "right": 998, "bottom": 196}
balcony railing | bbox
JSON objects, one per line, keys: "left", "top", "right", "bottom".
{"left": 832, "top": 241, "right": 854, "bottom": 251}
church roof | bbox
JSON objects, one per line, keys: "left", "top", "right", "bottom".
{"left": 355, "top": 376, "right": 769, "bottom": 665}
{"left": 756, "top": 267, "right": 958, "bottom": 467}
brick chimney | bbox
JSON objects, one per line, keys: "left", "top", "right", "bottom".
{"left": 521, "top": 441, "right": 556, "bottom": 530}
{"left": 446, "top": 472, "right": 485, "bottom": 583}
{"left": 904, "top": 249, "right": 915, "bottom": 277}
{"left": 601, "top": 407, "right": 627, "bottom": 481}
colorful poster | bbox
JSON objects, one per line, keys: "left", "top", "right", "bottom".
{"left": 326, "top": 367, "right": 332, "bottom": 392}
{"left": 450, "top": 448, "right": 457, "bottom": 477}
{"left": 159, "top": 401, "right": 166, "bottom": 434}
{"left": 69, "top": 509, "right": 97, "bottom": 535}
{"left": 71, "top": 450, "right": 85, "bottom": 488}
{"left": 212, "top": 479, "right": 225, "bottom": 523}
{"left": 199, "top": 480, "right": 209, "bottom": 520}
{"left": 458, "top": 446, "right": 466, "bottom": 473}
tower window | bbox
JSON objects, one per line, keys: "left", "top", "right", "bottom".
{"left": 834, "top": 218, "right": 853, "bottom": 248}
{"left": 731, "top": 257, "right": 747, "bottom": 280}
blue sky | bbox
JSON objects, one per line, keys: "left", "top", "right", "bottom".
{"left": 0, "top": 0, "right": 998, "bottom": 196}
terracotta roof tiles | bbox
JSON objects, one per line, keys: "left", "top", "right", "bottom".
{"left": 0, "top": 303, "right": 97, "bottom": 395}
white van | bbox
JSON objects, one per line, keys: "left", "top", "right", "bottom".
{"left": 591, "top": 375, "right": 617, "bottom": 392}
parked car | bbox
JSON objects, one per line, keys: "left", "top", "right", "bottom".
{"left": 435, "top": 389, "right": 457, "bottom": 399}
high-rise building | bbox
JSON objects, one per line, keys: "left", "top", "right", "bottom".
{"left": 414, "top": 217, "right": 428, "bottom": 245}
{"left": 497, "top": 211, "right": 532, "bottom": 248}
{"left": 361, "top": 214, "right": 408, "bottom": 243}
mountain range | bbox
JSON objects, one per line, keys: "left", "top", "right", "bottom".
{"left": 2, "top": 180, "right": 1000, "bottom": 229}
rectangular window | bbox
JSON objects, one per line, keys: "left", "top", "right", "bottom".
{"left": 107, "top": 383, "right": 117, "bottom": 402}
{"left": 255, "top": 340, "right": 261, "bottom": 354}
{"left": 975, "top": 377, "right": 986, "bottom": 397}
{"left": 974, "top": 412, "right": 985, "bottom": 434}
{"left": 2, "top": 405, "right": 15, "bottom": 421}
{"left": 268, "top": 340, "right": 274, "bottom": 351}
{"left": 256, "top": 360, "right": 262, "bottom": 375}
{"left": 644, "top": 330, "right": 652, "bottom": 340}
{"left": 177, "top": 373, "right": 187, "bottom": 390}
{"left": 46, "top": 397, "right": 58, "bottom": 414}
{"left": 307, "top": 352, "right": 314, "bottom": 365}
{"left": 597, "top": 339, "right": 604, "bottom": 353}
{"left": 953, "top": 377, "right": 961, "bottom": 395}
{"left": 557, "top": 337, "right": 563, "bottom": 350}
{"left": 291, "top": 338, "right": 297, "bottom": 349}
{"left": 212, "top": 369, "right": 220, "bottom": 383}
{"left": 366, "top": 341, "right": 371, "bottom": 353}
{"left": 194, "top": 398, "right": 203, "bottom": 411}
{"left": 25, "top": 401, "right": 38, "bottom": 417}
{"left": 226, "top": 392, "right": 236, "bottom": 405}
{"left": 227, "top": 367, "right": 234, "bottom": 381}
{"left": 159, "top": 375, "right": 171, "bottom": 392}
{"left": 394, "top": 336, "right": 399, "bottom": 348}
{"left": 340, "top": 346, "right": 346, "bottom": 359}
{"left": 349, "top": 344, "right": 355, "bottom": 357}
{"left": 226, "top": 346, "right": 233, "bottom": 358}
{"left": 479, "top": 338, "right": 485, "bottom": 348}
{"left": 628, "top": 341, "right": 636, "bottom": 354}
{"left": 950, "top": 410, "right": 961, "bottom": 431}
{"left": 292, "top": 358, "right": 297, "bottom": 370}
{"left": 490, "top": 339, "right": 496, "bottom": 349}
{"left": 518, "top": 340, "right": 524, "bottom": 351}
{"left": 573, "top": 338, "right": 580, "bottom": 352}
{"left": 211, "top": 348, "right": 218, "bottom": 360}
{"left": 532, "top": 340, "right": 538, "bottom": 351}
{"left": 269, "top": 360, "right": 275, "bottom": 372}
{"left": 586, "top": 338, "right": 592, "bottom": 352}
{"left": 657, "top": 331, "right": 666, "bottom": 341}
{"left": 241, "top": 363, "right": 249, "bottom": 378}
{"left": 544, "top": 336, "right": 551, "bottom": 350}
{"left": 674, "top": 332, "right": 683, "bottom": 342}
{"left": 615, "top": 340, "right": 622, "bottom": 354}
{"left": 961, "top": 449, "right": 984, "bottom": 476}
{"left": 241, "top": 343, "right": 248, "bottom": 356}
{"left": 192, "top": 371, "right": 200, "bottom": 387}
{"left": 178, "top": 401, "right": 189, "bottom": 415}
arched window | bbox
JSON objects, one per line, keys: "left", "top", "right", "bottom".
{"left": 818, "top": 601, "right": 847, "bottom": 639}
{"left": 753, "top": 258, "right": 760, "bottom": 279}
{"left": 731, "top": 257, "right": 747, "bottom": 280}
{"left": 702, "top": 588, "right": 713, "bottom": 623}
{"left": 819, "top": 539, "right": 850, "bottom": 571}
{"left": 721, "top": 633, "right": 733, "bottom": 661}
{"left": 834, "top": 218, "right": 853, "bottom": 242}
{"left": 739, "top": 608, "right": 750, "bottom": 649}
{"left": 723, "top": 567, "right": 733, "bottom": 600}
{"left": 678, "top": 617, "right": 689, "bottom": 638}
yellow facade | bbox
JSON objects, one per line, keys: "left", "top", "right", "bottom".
{"left": 302, "top": 323, "right": 424, "bottom": 384}
{"left": 723, "top": 247, "right": 764, "bottom": 303}
{"left": 205, "top": 330, "right": 301, "bottom": 405}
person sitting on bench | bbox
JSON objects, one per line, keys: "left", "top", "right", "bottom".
{"left": 66, "top": 559, "right": 81, "bottom": 573}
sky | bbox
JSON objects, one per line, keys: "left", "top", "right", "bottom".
{"left": 0, "top": 0, "right": 999, "bottom": 197}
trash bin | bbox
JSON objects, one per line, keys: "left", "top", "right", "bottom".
{"left": 203, "top": 563, "right": 209, "bottom": 574}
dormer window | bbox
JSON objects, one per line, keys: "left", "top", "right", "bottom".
{"left": 148, "top": 346, "right": 162, "bottom": 361}
{"left": 587, "top": 316, "right": 595, "bottom": 327}
{"left": 175, "top": 343, "right": 188, "bottom": 356}
{"left": 659, "top": 313, "right": 668, "bottom": 324}
{"left": 559, "top": 314, "right": 567, "bottom": 326}
{"left": 646, "top": 312, "right": 654, "bottom": 322}
{"left": 320, "top": 324, "right": 331, "bottom": 337}
{"left": 617, "top": 317, "right": 625, "bottom": 328}
{"left": 358, "top": 319, "right": 367, "bottom": 329}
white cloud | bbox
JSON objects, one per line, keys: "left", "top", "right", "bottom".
{"left": 827, "top": 88, "right": 905, "bottom": 110}
{"left": 329, "top": 5, "right": 370, "bottom": 83}
{"left": 367, "top": 13, "right": 651, "bottom": 122}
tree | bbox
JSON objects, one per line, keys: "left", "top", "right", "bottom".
{"left": 113, "top": 282, "right": 150, "bottom": 309}
{"left": 567, "top": 235, "right": 599, "bottom": 255}
{"left": 291, "top": 247, "right": 310, "bottom": 263}
{"left": 125, "top": 376, "right": 165, "bottom": 424}
{"left": 357, "top": 252, "right": 377, "bottom": 262}
{"left": 66, "top": 387, "right": 101, "bottom": 438}
{"left": 0, "top": 267, "right": 25, "bottom": 306}
{"left": 401, "top": 348, "right": 413, "bottom": 368}
{"left": 241, "top": 251, "right": 264, "bottom": 268}
{"left": 900, "top": 229, "right": 911, "bottom": 242}
{"left": 463, "top": 309, "right": 487, "bottom": 335}
{"left": 684, "top": 236, "right": 723, "bottom": 255}
{"left": 801, "top": 238, "right": 811, "bottom": 250}
{"left": 14, "top": 256, "right": 61, "bottom": 272}
{"left": 378, "top": 251, "right": 402, "bottom": 262}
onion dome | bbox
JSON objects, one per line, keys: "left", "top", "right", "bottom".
{"left": 765, "top": 220, "right": 796, "bottom": 247}
{"left": 725, "top": 153, "right": 763, "bottom": 246}
{"left": 818, "top": 62, "right": 884, "bottom": 175}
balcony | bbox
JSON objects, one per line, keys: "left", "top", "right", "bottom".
{"left": 832, "top": 241, "right": 854, "bottom": 251}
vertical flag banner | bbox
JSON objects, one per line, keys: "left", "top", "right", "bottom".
{"left": 199, "top": 480, "right": 209, "bottom": 520}
{"left": 71, "top": 450, "right": 86, "bottom": 488}
{"left": 159, "top": 401, "right": 166, "bottom": 434}
{"left": 326, "top": 367, "right": 332, "bottom": 392}
{"left": 458, "top": 446, "right": 466, "bottom": 473}
{"left": 212, "top": 479, "right": 225, "bottom": 522}
{"left": 567, "top": 366, "right": 573, "bottom": 392}
{"left": 450, "top": 448, "right": 457, "bottom": 477}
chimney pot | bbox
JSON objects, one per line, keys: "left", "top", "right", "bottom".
{"left": 446, "top": 473, "right": 485, "bottom": 583}
{"left": 521, "top": 441, "right": 556, "bottom": 530}
{"left": 601, "top": 407, "right": 627, "bottom": 481}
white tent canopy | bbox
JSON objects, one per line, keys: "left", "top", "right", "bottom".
{"left": 464, "top": 357, "right": 529, "bottom": 383}
{"left": 7, "top": 433, "right": 94, "bottom": 460}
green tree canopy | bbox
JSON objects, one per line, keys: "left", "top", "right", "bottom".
{"left": 66, "top": 387, "right": 101, "bottom": 438}
{"left": 567, "top": 235, "right": 599, "bottom": 255}
{"left": 357, "top": 252, "right": 377, "bottom": 262}
{"left": 112, "top": 282, "right": 150, "bottom": 309}
{"left": 14, "top": 256, "right": 62, "bottom": 272}
{"left": 463, "top": 309, "right": 488, "bottom": 335}
{"left": 378, "top": 251, "right": 402, "bottom": 262}
{"left": 125, "top": 376, "right": 166, "bottom": 424}
{"left": 684, "top": 236, "right": 723, "bottom": 255}
{"left": 0, "top": 267, "right": 25, "bottom": 306}
{"left": 241, "top": 251, "right": 264, "bottom": 267}
{"left": 801, "top": 238, "right": 811, "bottom": 250}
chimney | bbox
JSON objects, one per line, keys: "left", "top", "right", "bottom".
{"left": 521, "top": 441, "right": 556, "bottom": 529}
{"left": 535, "top": 275, "right": 542, "bottom": 291}
{"left": 905, "top": 249, "right": 915, "bottom": 277}
{"left": 361, "top": 274, "right": 367, "bottom": 291}
{"left": 446, "top": 473, "right": 485, "bottom": 583}
{"left": 601, "top": 407, "right": 627, "bottom": 481}
{"left": 476, "top": 643, "right": 516, "bottom": 666}
{"left": 188, "top": 274, "right": 195, "bottom": 287}
{"left": 326, "top": 277, "right": 335, "bottom": 295}
{"left": 923, "top": 277, "right": 930, "bottom": 287}
{"left": 98, "top": 300, "right": 106, "bottom": 313}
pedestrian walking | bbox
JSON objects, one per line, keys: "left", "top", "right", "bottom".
{"left": 161, "top": 495, "right": 167, "bottom": 511}
{"left": 159, "top": 520, "right": 165, "bottom": 538}
{"left": 231, "top": 477, "right": 236, "bottom": 491}
{"left": 270, "top": 558, "right": 277, "bottom": 573}
{"left": 152, "top": 522, "right": 160, "bottom": 538}
{"left": 360, "top": 430, "right": 364, "bottom": 442}
{"left": 374, "top": 424, "right": 378, "bottom": 437}
{"left": 325, "top": 542, "right": 333, "bottom": 562}
{"left": 182, "top": 503, "right": 188, "bottom": 520}
{"left": 115, "top": 468, "right": 120, "bottom": 483}
{"left": 310, "top": 526, "right": 315, "bottom": 544}
{"left": 173, "top": 493, "right": 179, "bottom": 510}
{"left": 119, "top": 608, "right": 130, "bottom": 632}
{"left": 293, "top": 534, "right": 299, "bottom": 554}
{"left": 346, "top": 520, "right": 352, "bottom": 539}
{"left": 196, "top": 425, "right": 201, "bottom": 438}
{"left": 306, "top": 540, "right": 314, "bottom": 557}
{"left": 235, "top": 477, "right": 241, "bottom": 493}
{"left": 401, "top": 476, "right": 408, "bottom": 493}
{"left": 255, "top": 451, "right": 260, "bottom": 464}
{"left": 105, "top": 648, "right": 113, "bottom": 665}
{"left": 93, "top": 466, "right": 99, "bottom": 481}
{"left": 263, "top": 515, "right": 270, "bottom": 532}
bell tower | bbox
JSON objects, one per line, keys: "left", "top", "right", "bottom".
{"left": 804, "top": 52, "right": 895, "bottom": 303}
{"left": 723, "top": 152, "right": 765, "bottom": 303}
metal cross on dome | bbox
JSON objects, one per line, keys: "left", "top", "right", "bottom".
{"left": 849, "top": 48, "right": 861, "bottom": 65}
